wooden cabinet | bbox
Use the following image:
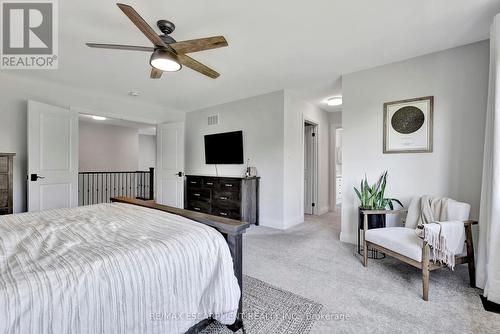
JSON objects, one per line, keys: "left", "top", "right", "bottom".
{"left": 185, "top": 175, "right": 260, "bottom": 225}
{"left": 0, "top": 153, "right": 15, "bottom": 215}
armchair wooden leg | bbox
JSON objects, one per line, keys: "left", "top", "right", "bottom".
{"left": 422, "top": 243, "right": 430, "bottom": 301}
{"left": 465, "top": 223, "right": 476, "bottom": 288}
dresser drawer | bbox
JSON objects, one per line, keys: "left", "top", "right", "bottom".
{"left": 212, "top": 208, "right": 240, "bottom": 220}
{"left": 187, "top": 200, "right": 211, "bottom": 214}
{"left": 219, "top": 179, "right": 241, "bottom": 191}
{"left": 188, "top": 188, "right": 211, "bottom": 202}
{"left": 202, "top": 178, "right": 218, "bottom": 188}
{"left": 0, "top": 157, "right": 8, "bottom": 173}
{"left": 186, "top": 176, "right": 203, "bottom": 188}
{"left": 0, "top": 175, "right": 8, "bottom": 190}
{"left": 213, "top": 191, "right": 240, "bottom": 209}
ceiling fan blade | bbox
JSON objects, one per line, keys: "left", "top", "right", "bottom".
{"left": 169, "top": 36, "right": 228, "bottom": 54}
{"left": 86, "top": 43, "right": 154, "bottom": 52}
{"left": 177, "top": 54, "right": 220, "bottom": 79}
{"left": 116, "top": 3, "right": 167, "bottom": 47}
{"left": 150, "top": 67, "right": 163, "bottom": 79}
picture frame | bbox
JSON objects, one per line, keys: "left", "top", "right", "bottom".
{"left": 383, "top": 96, "right": 434, "bottom": 153}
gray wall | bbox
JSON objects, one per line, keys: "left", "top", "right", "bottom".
{"left": 79, "top": 121, "right": 139, "bottom": 172}
{"left": 284, "top": 91, "right": 331, "bottom": 224}
{"left": 138, "top": 134, "right": 157, "bottom": 171}
{"left": 185, "top": 90, "right": 331, "bottom": 229}
{"left": 341, "top": 41, "right": 489, "bottom": 244}
{"left": 185, "top": 91, "right": 286, "bottom": 228}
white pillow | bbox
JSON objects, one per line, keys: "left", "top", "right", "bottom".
{"left": 405, "top": 196, "right": 421, "bottom": 229}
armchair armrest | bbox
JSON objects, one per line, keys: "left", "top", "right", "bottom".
{"left": 361, "top": 209, "right": 407, "bottom": 231}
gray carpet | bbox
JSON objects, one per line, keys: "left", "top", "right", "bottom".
{"left": 202, "top": 275, "right": 323, "bottom": 334}
{"left": 243, "top": 211, "right": 500, "bottom": 334}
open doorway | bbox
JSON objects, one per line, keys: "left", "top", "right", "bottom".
{"left": 78, "top": 114, "right": 157, "bottom": 206}
{"left": 304, "top": 121, "right": 318, "bottom": 216}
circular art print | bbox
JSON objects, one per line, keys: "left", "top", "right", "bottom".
{"left": 391, "top": 106, "right": 425, "bottom": 134}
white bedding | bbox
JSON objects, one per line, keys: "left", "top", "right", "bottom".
{"left": 0, "top": 203, "right": 240, "bottom": 334}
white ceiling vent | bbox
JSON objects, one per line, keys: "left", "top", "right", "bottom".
{"left": 208, "top": 114, "right": 219, "bottom": 126}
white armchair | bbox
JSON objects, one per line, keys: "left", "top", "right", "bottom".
{"left": 362, "top": 197, "right": 476, "bottom": 301}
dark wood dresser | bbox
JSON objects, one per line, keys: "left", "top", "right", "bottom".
{"left": 0, "top": 153, "right": 15, "bottom": 215}
{"left": 185, "top": 175, "right": 260, "bottom": 225}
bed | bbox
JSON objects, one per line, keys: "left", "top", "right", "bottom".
{"left": 0, "top": 197, "right": 250, "bottom": 334}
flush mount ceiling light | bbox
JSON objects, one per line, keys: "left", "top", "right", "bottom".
{"left": 150, "top": 49, "right": 182, "bottom": 72}
{"left": 327, "top": 97, "right": 343, "bottom": 106}
{"left": 92, "top": 115, "right": 107, "bottom": 121}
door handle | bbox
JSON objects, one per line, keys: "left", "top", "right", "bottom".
{"left": 30, "top": 174, "right": 45, "bottom": 181}
{"left": 176, "top": 172, "right": 184, "bottom": 177}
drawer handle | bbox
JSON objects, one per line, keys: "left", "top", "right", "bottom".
{"left": 220, "top": 196, "right": 228, "bottom": 200}
{"left": 224, "top": 184, "right": 233, "bottom": 187}
{"left": 194, "top": 207, "right": 200, "bottom": 211}
{"left": 220, "top": 212, "right": 228, "bottom": 216}
{"left": 194, "top": 193, "right": 201, "bottom": 197}
{"left": 206, "top": 182, "right": 213, "bottom": 185}
{"left": 190, "top": 181, "right": 197, "bottom": 184}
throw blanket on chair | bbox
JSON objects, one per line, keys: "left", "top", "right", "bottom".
{"left": 415, "top": 196, "right": 466, "bottom": 269}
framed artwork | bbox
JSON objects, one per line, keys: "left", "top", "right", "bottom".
{"left": 383, "top": 96, "right": 433, "bottom": 153}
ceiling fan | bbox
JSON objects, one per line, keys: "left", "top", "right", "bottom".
{"left": 86, "top": 3, "right": 228, "bottom": 79}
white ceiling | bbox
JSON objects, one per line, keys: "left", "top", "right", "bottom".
{"left": 11, "top": 0, "right": 500, "bottom": 115}
{"left": 79, "top": 114, "right": 156, "bottom": 135}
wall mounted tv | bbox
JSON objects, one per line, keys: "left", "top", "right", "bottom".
{"left": 204, "top": 131, "right": 244, "bottom": 164}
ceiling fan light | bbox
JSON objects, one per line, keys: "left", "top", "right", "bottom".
{"left": 150, "top": 49, "right": 181, "bottom": 72}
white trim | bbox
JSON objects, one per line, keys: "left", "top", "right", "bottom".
{"left": 301, "top": 115, "right": 319, "bottom": 216}
{"left": 340, "top": 231, "right": 357, "bottom": 244}
{"left": 318, "top": 206, "right": 330, "bottom": 215}
{"left": 71, "top": 106, "right": 160, "bottom": 125}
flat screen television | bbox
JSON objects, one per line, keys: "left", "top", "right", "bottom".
{"left": 204, "top": 131, "right": 243, "bottom": 164}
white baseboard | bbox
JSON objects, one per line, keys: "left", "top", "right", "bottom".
{"left": 258, "top": 218, "right": 286, "bottom": 229}
{"left": 284, "top": 215, "right": 304, "bottom": 229}
{"left": 340, "top": 231, "right": 357, "bottom": 244}
{"left": 317, "top": 206, "right": 329, "bottom": 215}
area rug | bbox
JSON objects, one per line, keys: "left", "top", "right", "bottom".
{"left": 201, "top": 275, "right": 323, "bottom": 334}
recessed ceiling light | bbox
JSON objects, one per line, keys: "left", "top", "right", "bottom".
{"left": 92, "top": 115, "right": 106, "bottom": 121}
{"left": 327, "top": 97, "right": 342, "bottom": 106}
{"left": 129, "top": 91, "right": 140, "bottom": 97}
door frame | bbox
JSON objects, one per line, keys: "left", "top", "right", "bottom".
{"left": 302, "top": 117, "right": 319, "bottom": 216}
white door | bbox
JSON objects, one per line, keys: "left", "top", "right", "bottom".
{"left": 27, "top": 101, "right": 79, "bottom": 212}
{"left": 156, "top": 122, "right": 184, "bottom": 208}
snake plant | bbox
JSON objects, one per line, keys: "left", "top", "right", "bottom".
{"left": 353, "top": 171, "right": 403, "bottom": 210}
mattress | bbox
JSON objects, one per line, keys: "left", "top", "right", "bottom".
{"left": 0, "top": 203, "right": 240, "bottom": 334}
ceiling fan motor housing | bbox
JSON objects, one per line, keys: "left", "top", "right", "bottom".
{"left": 157, "top": 20, "right": 175, "bottom": 34}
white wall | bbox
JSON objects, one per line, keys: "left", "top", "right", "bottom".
{"left": 185, "top": 91, "right": 285, "bottom": 228}
{"left": 341, "top": 41, "right": 489, "bottom": 244}
{"left": 284, "top": 91, "right": 330, "bottom": 226}
{"left": 185, "top": 90, "right": 330, "bottom": 229}
{"left": 79, "top": 121, "right": 139, "bottom": 172}
{"left": 0, "top": 72, "right": 177, "bottom": 213}
{"left": 138, "top": 134, "right": 157, "bottom": 171}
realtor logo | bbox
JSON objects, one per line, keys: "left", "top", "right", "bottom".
{"left": 1, "top": 0, "right": 58, "bottom": 69}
